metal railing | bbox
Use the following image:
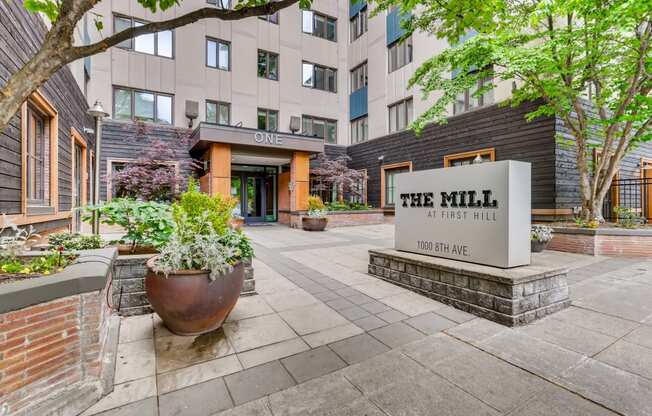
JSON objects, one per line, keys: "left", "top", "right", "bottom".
{"left": 602, "top": 177, "right": 651, "bottom": 221}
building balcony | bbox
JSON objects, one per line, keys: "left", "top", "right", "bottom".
{"left": 349, "top": 86, "right": 368, "bottom": 121}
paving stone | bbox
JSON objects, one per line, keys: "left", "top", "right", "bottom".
{"left": 226, "top": 296, "right": 275, "bottom": 322}
{"left": 595, "top": 340, "right": 652, "bottom": 380}
{"left": 444, "top": 318, "right": 507, "bottom": 345}
{"left": 267, "top": 373, "right": 363, "bottom": 416}
{"left": 574, "top": 282, "right": 652, "bottom": 322}
{"left": 352, "top": 315, "right": 387, "bottom": 331}
{"left": 262, "top": 289, "right": 319, "bottom": 312}
{"left": 519, "top": 317, "right": 617, "bottom": 356}
{"left": 281, "top": 346, "right": 347, "bottom": 383}
{"left": 155, "top": 327, "right": 234, "bottom": 374}
{"left": 334, "top": 287, "right": 360, "bottom": 297}
{"left": 404, "top": 312, "right": 457, "bottom": 335}
{"left": 345, "top": 293, "right": 375, "bottom": 305}
{"left": 237, "top": 337, "right": 310, "bottom": 369}
{"left": 320, "top": 280, "right": 348, "bottom": 290}
{"left": 552, "top": 306, "right": 639, "bottom": 338}
{"left": 81, "top": 377, "right": 157, "bottom": 416}
{"left": 432, "top": 348, "right": 549, "bottom": 413}
{"left": 401, "top": 333, "right": 478, "bottom": 368}
{"left": 559, "top": 358, "right": 652, "bottom": 416}
{"left": 325, "top": 297, "right": 356, "bottom": 311}
{"left": 505, "top": 384, "right": 619, "bottom": 416}
{"left": 337, "top": 305, "right": 370, "bottom": 321}
{"left": 215, "top": 398, "right": 272, "bottom": 416}
{"left": 313, "top": 291, "right": 340, "bottom": 302}
{"left": 329, "top": 333, "right": 390, "bottom": 364}
{"left": 434, "top": 305, "right": 477, "bottom": 323}
{"left": 157, "top": 354, "right": 242, "bottom": 394}
{"left": 369, "top": 322, "right": 425, "bottom": 348}
{"left": 624, "top": 325, "right": 652, "bottom": 349}
{"left": 302, "top": 323, "right": 364, "bottom": 348}
{"left": 352, "top": 281, "right": 406, "bottom": 299}
{"left": 224, "top": 361, "right": 296, "bottom": 406}
{"left": 379, "top": 291, "right": 443, "bottom": 316}
{"left": 360, "top": 300, "right": 391, "bottom": 314}
{"left": 223, "top": 314, "right": 296, "bottom": 353}
{"left": 300, "top": 282, "right": 329, "bottom": 294}
{"left": 279, "top": 303, "right": 349, "bottom": 335}
{"left": 119, "top": 315, "right": 153, "bottom": 344}
{"left": 376, "top": 309, "right": 408, "bottom": 324}
{"left": 158, "top": 377, "right": 233, "bottom": 416}
{"left": 114, "top": 339, "right": 156, "bottom": 384}
{"left": 93, "top": 398, "right": 158, "bottom": 416}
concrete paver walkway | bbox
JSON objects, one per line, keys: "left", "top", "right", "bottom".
{"left": 85, "top": 224, "right": 652, "bottom": 416}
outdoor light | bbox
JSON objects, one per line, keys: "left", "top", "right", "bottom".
{"left": 473, "top": 154, "right": 484, "bottom": 164}
{"left": 87, "top": 100, "right": 108, "bottom": 235}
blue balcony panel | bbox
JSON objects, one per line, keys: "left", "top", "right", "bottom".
{"left": 349, "top": 0, "right": 367, "bottom": 18}
{"left": 386, "top": 8, "right": 408, "bottom": 45}
{"left": 349, "top": 86, "right": 368, "bottom": 121}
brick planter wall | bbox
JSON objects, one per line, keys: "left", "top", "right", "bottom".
{"left": 113, "top": 255, "right": 256, "bottom": 316}
{"left": 549, "top": 227, "right": 652, "bottom": 257}
{"left": 279, "top": 210, "right": 385, "bottom": 229}
{"left": 0, "top": 249, "right": 119, "bottom": 416}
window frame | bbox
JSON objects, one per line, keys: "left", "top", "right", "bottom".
{"left": 113, "top": 14, "right": 174, "bottom": 59}
{"left": 257, "top": 108, "right": 279, "bottom": 131}
{"left": 387, "top": 97, "right": 413, "bottom": 134}
{"left": 350, "top": 61, "right": 368, "bottom": 93}
{"left": 257, "top": 49, "right": 280, "bottom": 81}
{"left": 302, "top": 61, "right": 337, "bottom": 93}
{"left": 70, "top": 127, "right": 88, "bottom": 208}
{"left": 443, "top": 148, "right": 496, "bottom": 167}
{"left": 350, "top": 6, "right": 368, "bottom": 42}
{"left": 387, "top": 35, "right": 413, "bottom": 73}
{"left": 206, "top": 0, "right": 231, "bottom": 9}
{"left": 206, "top": 100, "right": 231, "bottom": 125}
{"left": 206, "top": 37, "right": 231, "bottom": 71}
{"left": 259, "top": 12, "right": 279, "bottom": 24}
{"left": 380, "top": 161, "right": 412, "bottom": 208}
{"left": 453, "top": 73, "right": 494, "bottom": 115}
{"left": 302, "top": 115, "right": 337, "bottom": 143}
{"left": 302, "top": 9, "right": 337, "bottom": 42}
{"left": 113, "top": 86, "right": 174, "bottom": 125}
{"left": 350, "top": 116, "right": 368, "bottom": 144}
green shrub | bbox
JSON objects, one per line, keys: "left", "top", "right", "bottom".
{"left": 172, "top": 178, "right": 236, "bottom": 237}
{"left": 325, "top": 201, "right": 371, "bottom": 211}
{"left": 48, "top": 233, "right": 105, "bottom": 251}
{"left": 613, "top": 206, "right": 645, "bottom": 229}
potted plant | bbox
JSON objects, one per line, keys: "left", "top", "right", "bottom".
{"left": 145, "top": 181, "right": 253, "bottom": 336}
{"left": 531, "top": 224, "right": 553, "bottom": 252}
{"left": 302, "top": 196, "right": 328, "bottom": 231}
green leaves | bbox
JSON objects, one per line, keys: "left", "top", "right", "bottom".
{"left": 23, "top": 0, "right": 60, "bottom": 21}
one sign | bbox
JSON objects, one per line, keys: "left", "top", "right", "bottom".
{"left": 254, "top": 132, "right": 284, "bottom": 146}
{"left": 394, "top": 160, "right": 531, "bottom": 268}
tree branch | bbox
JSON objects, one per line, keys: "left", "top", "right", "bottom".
{"left": 69, "top": 0, "right": 298, "bottom": 59}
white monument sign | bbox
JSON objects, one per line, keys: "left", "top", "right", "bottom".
{"left": 395, "top": 160, "right": 531, "bottom": 268}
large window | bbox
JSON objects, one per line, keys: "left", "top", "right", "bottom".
{"left": 302, "top": 62, "right": 337, "bottom": 93}
{"left": 257, "top": 108, "right": 278, "bottom": 131}
{"left": 114, "top": 15, "right": 173, "bottom": 58}
{"left": 258, "top": 50, "right": 279, "bottom": 80}
{"left": 453, "top": 75, "right": 494, "bottom": 115}
{"left": 113, "top": 87, "right": 173, "bottom": 124}
{"left": 350, "top": 62, "right": 368, "bottom": 92}
{"left": 206, "top": 101, "right": 230, "bottom": 125}
{"left": 444, "top": 148, "right": 495, "bottom": 167}
{"left": 388, "top": 35, "right": 412, "bottom": 72}
{"left": 388, "top": 97, "right": 413, "bottom": 133}
{"left": 207, "top": 0, "right": 231, "bottom": 8}
{"left": 302, "top": 10, "right": 337, "bottom": 41}
{"left": 302, "top": 115, "right": 337, "bottom": 143}
{"left": 26, "top": 106, "right": 50, "bottom": 207}
{"left": 206, "top": 38, "right": 230, "bottom": 70}
{"left": 350, "top": 7, "right": 367, "bottom": 41}
{"left": 350, "top": 116, "right": 368, "bottom": 144}
{"left": 382, "top": 163, "right": 411, "bottom": 207}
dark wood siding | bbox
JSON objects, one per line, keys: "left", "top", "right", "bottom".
{"left": 0, "top": 0, "right": 93, "bottom": 215}
{"left": 346, "top": 101, "right": 557, "bottom": 209}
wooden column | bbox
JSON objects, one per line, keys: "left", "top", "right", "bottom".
{"left": 209, "top": 143, "right": 231, "bottom": 196}
{"left": 290, "top": 151, "right": 310, "bottom": 211}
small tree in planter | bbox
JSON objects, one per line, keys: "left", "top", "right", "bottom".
{"left": 311, "top": 154, "right": 366, "bottom": 204}
{"left": 531, "top": 225, "right": 554, "bottom": 253}
{"left": 302, "top": 196, "right": 328, "bottom": 231}
{"left": 146, "top": 180, "right": 253, "bottom": 335}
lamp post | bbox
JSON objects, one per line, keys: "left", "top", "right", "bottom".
{"left": 87, "top": 101, "right": 108, "bottom": 235}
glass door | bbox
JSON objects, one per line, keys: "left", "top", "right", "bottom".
{"left": 245, "top": 176, "right": 265, "bottom": 223}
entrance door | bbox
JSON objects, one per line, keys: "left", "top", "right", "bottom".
{"left": 245, "top": 176, "right": 266, "bottom": 223}
{"left": 73, "top": 143, "right": 83, "bottom": 231}
{"left": 644, "top": 160, "right": 652, "bottom": 221}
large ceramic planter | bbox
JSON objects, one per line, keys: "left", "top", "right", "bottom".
{"left": 531, "top": 240, "right": 550, "bottom": 253}
{"left": 302, "top": 216, "right": 328, "bottom": 231}
{"left": 145, "top": 258, "right": 244, "bottom": 336}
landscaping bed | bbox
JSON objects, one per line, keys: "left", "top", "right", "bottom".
{"left": 281, "top": 209, "right": 385, "bottom": 228}
{"left": 548, "top": 224, "right": 652, "bottom": 257}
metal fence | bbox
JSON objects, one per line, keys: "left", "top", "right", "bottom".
{"left": 602, "top": 177, "right": 651, "bottom": 222}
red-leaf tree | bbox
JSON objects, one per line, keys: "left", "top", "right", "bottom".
{"left": 310, "top": 154, "right": 366, "bottom": 203}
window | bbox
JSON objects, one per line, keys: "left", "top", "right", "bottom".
{"left": 444, "top": 148, "right": 495, "bottom": 167}
{"left": 257, "top": 108, "right": 278, "bottom": 131}
{"left": 206, "top": 101, "right": 230, "bottom": 125}
{"left": 259, "top": 12, "right": 279, "bottom": 24}
{"left": 388, "top": 98, "right": 413, "bottom": 133}
{"left": 207, "top": 0, "right": 231, "bottom": 8}
{"left": 113, "top": 15, "right": 173, "bottom": 58}
{"left": 302, "top": 62, "right": 337, "bottom": 92}
{"left": 113, "top": 87, "right": 173, "bottom": 124}
{"left": 453, "top": 75, "right": 494, "bottom": 115}
{"left": 388, "top": 35, "right": 412, "bottom": 72}
{"left": 350, "top": 116, "right": 368, "bottom": 144}
{"left": 302, "top": 115, "right": 337, "bottom": 143}
{"left": 381, "top": 162, "right": 411, "bottom": 207}
{"left": 258, "top": 50, "right": 279, "bottom": 80}
{"left": 350, "top": 62, "right": 368, "bottom": 92}
{"left": 206, "top": 38, "right": 230, "bottom": 70}
{"left": 350, "top": 7, "right": 367, "bottom": 41}
{"left": 26, "top": 106, "right": 51, "bottom": 207}
{"left": 302, "top": 10, "right": 337, "bottom": 41}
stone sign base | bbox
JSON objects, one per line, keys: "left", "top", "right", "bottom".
{"left": 368, "top": 249, "right": 570, "bottom": 326}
